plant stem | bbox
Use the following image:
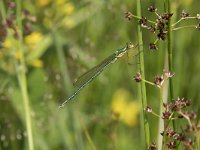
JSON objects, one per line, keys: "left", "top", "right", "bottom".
{"left": 157, "top": 88, "right": 164, "bottom": 150}
{"left": 167, "top": 0, "right": 174, "bottom": 101}
{"left": 172, "top": 17, "right": 197, "bottom": 27}
{"left": 173, "top": 25, "right": 196, "bottom": 31}
{"left": 136, "top": 0, "right": 150, "bottom": 148}
{"left": 130, "top": 14, "right": 156, "bottom": 24}
{"left": 15, "top": 0, "right": 34, "bottom": 149}
{"left": 54, "top": 33, "right": 73, "bottom": 92}
{"left": 167, "top": 0, "right": 176, "bottom": 136}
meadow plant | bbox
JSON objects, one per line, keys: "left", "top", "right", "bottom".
{"left": 0, "top": 0, "right": 199, "bottom": 150}
{"left": 129, "top": 2, "right": 200, "bottom": 150}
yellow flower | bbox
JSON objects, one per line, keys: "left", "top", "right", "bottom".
{"left": 30, "top": 59, "right": 44, "bottom": 68}
{"left": 63, "top": 2, "right": 75, "bottom": 15}
{"left": 64, "top": 18, "right": 76, "bottom": 29}
{"left": 111, "top": 89, "right": 140, "bottom": 127}
{"left": 3, "top": 39, "right": 11, "bottom": 49}
{"left": 36, "top": 0, "right": 50, "bottom": 7}
{"left": 15, "top": 51, "right": 21, "bottom": 60}
{"left": 25, "top": 32, "right": 43, "bottom": 46}
{"left": 55, "top": 0, "right": 65, "bottom": 6}
{"left": 121, "top": 101, "right": 140, "bottom": 127}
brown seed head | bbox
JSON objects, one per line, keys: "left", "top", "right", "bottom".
{"left": 167, "top": 141, "right": 176, "bottom": 149}
{"left": 124, "top": 11, "right": 133, "bottom": 21}
{"left": 148, "top": 142, "right": 157, "bottom": 150}
{"left": 145, "top": 106, "right": 152, "bottom": 113}
{"left": 196, "top": 14, "right": 200, "bottom": 20}
{"left": 162, "top": 111, "right": 171, "bottom": 119}
{"left": 154, "top": 75, "right": 164, "bottom": 86}
{"left": 133, "top": 72, "right": 142, "bottom": 82}
{"left": 149, "top": 43, "right": 158, "bottom": 50}
{"left": 181, "top": 10, "right": 190, "bottom": 18}
{"left": 139, "top": 16, "right": 147, "bottom": 27}
{"left": 148, "top": 5, "right": 157, "bottom": 12}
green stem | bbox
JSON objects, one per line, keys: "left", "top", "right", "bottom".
{"left": 15, "top": 0, "right": 34, "bottom": 149}
{"left": 172, "top": 17, "right": 197, "bottom": 27}
{"left": 131, "top": 14, "right": 156, "bottom": 24}
{"left": 167, "top": 0, "right": 174, "bottom": 101}
{"left": 142, "top": 79, "right": 155, "bottom": 86}
{"left": 171, "top": 18, "right": 183, "bottom": 27}
{"left": 166, "top": 0, "right": 176, "bottom": 144}
{"left": 136, "top": 0, "right": 150, "bottom": 148}
{"left": 173, "top": 25, "right": 196, "bottom": 31}
{"left": 54, "top": 33, "right": 73, "bottom": 92}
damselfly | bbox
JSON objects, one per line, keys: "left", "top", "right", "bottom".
{"left": 59, "top": 42, "right": 136, "bottom": 108}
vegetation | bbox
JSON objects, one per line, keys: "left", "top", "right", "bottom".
{"left": 0, "top": 0, "right": 199, "bottom": 149}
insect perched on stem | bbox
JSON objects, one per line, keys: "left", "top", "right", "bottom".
{"left": 59, "top": 42, "right": 136, "bottom": 109}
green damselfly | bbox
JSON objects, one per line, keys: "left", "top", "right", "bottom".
{"left": 59, "top": 42, "right": 136, "bottom": 108}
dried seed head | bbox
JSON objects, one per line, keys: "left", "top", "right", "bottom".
{"left": 148, "top": 25, "right": 156, "bottom": 33}
{"left": 139, "top": 16, "right": 147, "bottom": 27}
{"left": 145, "top": 106, "right": 152, "bottom": 113}
{"left": 0, "top": 22, "right": 8, "bottom": 41}
{"left": 133, "top": 72, "right": 142, "bottom": 82}
{"left": 183, "top": 139, "right": 193, "bottom": 149}
{"left": 148, "top": 142, "right": 157, "bottom": 150}
{"left": 163, "top": 103, "right": 172, "bottom": 111}
{"left": 196, "top": 14, "right": 200, "bottom": 20}
{"left": 183, "top": 111, "right": 197, "bottom": 120}
{"left": 161, "top": 13, "right": 173, "bottom": 21}
{"left": 148, "top": 5, "right": 157, "bottom": 12}
{"left": 22, "top": 10, "right": 37, "bottom": 22}
{"left": 163, "top": 70, "right": 175, "bottom": 78}
{"left": 162, "top": 111, "right": 171, "bottom": 119}
{"left": 6, "top": 17, "right": 15, "bottom": 29}
{"left": 173, "top": 133, "right": 185, "bottom": 141}
{"left": 181, "top": 10, "right": 190, "bottom": 18}
{"left": 156, "top": 18, "right": 165, "bottom": 30}
{"left": 124, "top": 11, "right": 133, "bottom": 21}
{"left": 196, "top": 23, "right": 200, "bottom": 30}
{"left": 171, "top": 98, "right": 192, "bottom": 111}
{"left": 7, "top": 1, "right": 16, "bottom": 9}
{"left": 153, "top": 75, "right": 164, "bottom": 86}
{"left": 157, "top": 30, "right": 167, "bottom": 40}
{"left": 149, "top": 43, "right": 158, "bottom": 50}
{"left": 167, "top": 141, "right": 176, "bottom": 149}
{"left": 196, "top": 124, "right": 200, "bottom": 131}
{"left": 185, "top": 124, "right": 195, "bottom": 132}
{"left": 24, "top": 22, "right": 33, "bottom": 35}
{"left": 166, "top": 128, "right": 175, "bottom": 137}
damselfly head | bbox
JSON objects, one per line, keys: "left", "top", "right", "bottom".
{"left": 126, "top": 42, "right": 135, "bottom": 49}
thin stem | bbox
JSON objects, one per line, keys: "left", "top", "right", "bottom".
{"left": 54, "top": 32, "right": 73, "bottom": 92}
{"left": 151, "top": 111, "right": 161, "bottom": 118}
{"left": 178, "top": 111, "right": 192, "bottom": 127}
{"left": 154, "top": 38, "right": 159, "bottom": 44}
{"left": 80, "top": 117, "right": 97, "bottom": 150}
{"left": 158, "top": 87, "right": 164, "bottom": 150}
{"left": 173, "top": 25, "right": 196, "bottom": 31}
{"left": 15, "top": 0, "right": 34, "bottom": 150}
{"left": 136, "top": 0, "right": 150, "bottom": 148}
{"left": 167, "top": 0, "right": 174, "bottom": 102}
{"left": 0, "top": 1, "right": 6, "bottom": 19}
{"left": 171, "top": 18, "right": 183, "bottom": 27}
{"left": 166, "top": 0, "right": 176, "bottom": 133}
{"left": 142, "top": 79, "right": 155, "bottom": 86}
{"left": 172, "top": 17, "right": 197, "bottom": 27}
{"left": 130, "top": 14, "right": 156, "bottom": 24}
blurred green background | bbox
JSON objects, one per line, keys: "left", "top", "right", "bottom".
{"left": 0, "top": 0, "right": 200, "bottom": 149}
